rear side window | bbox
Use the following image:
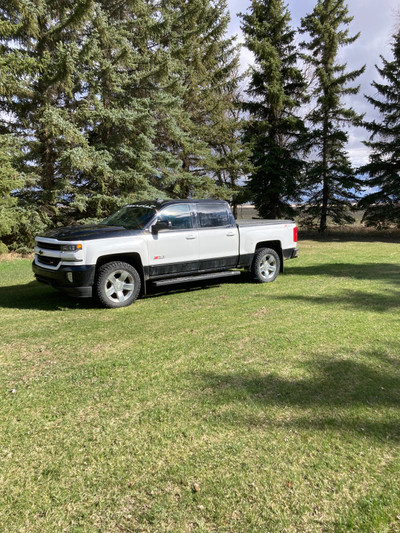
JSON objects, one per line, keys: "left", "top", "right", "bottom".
{"left": 197, "top": 204, "right": 232, "bottom": 228}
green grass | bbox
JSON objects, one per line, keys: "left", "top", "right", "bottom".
{"left": 1, "top": 238, "right": 399, "bottom": 532}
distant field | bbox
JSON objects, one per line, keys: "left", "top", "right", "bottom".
{"left": 1, "top": 238, "right": 399, "bottom": 532}
{"left": 236, "top": 205, "right": 400, "bottom": 242}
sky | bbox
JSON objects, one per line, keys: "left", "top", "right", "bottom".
{"left": 226, "top": 0, "right": 399, "bottom": 166}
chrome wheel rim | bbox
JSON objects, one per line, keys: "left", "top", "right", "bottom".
{"left": 259, "top": 254, "right": 277, "bottom": 280}
{"left": 104, "top": 270, "right": 135, "bottom": 303}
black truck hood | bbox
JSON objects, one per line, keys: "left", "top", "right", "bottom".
{"left": 38, "top": 224, "right": 141, "bottom": 241}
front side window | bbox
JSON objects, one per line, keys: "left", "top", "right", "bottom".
{"left": 102, "top": 205, "right": 156, "bottom": 229}
{"left": 158, "top": 204, "right": 193, "bottom": 230}
{"left": 197, "top": 204, "right": 232, "bottom": 228}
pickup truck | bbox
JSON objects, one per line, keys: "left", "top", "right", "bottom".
{"left": 32, "top": 199, "right": 298, "bottom": 308}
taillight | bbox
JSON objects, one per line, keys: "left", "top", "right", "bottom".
{"left": 293, "top": 226, "right": 298, "bottom": 243}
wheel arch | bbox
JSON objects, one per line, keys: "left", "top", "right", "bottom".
{"left": 95, "top": 253, "right": 146, "bottom": 294}
{"left": 255, "top": 241, "right": 284, "bottom": 272}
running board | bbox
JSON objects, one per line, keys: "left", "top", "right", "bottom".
{"left": 152, "top": 270, "right": 241, "bottom": 287}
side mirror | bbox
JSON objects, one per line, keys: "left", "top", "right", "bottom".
{"left": 152, "top": 220, "right": 171, "bottom": 234}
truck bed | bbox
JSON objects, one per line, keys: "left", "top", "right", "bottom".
{"left": 236, "top": 219, "right": 294, "bottom": 226}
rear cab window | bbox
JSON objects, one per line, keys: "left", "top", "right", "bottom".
{"left": 196, "top": 203, "right": 235, "bottom": 228}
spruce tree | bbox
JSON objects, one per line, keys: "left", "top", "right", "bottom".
{"left": 0, "top": 1, "right": 184, "bottom": 225}
{"left": 300, "top": 0, "right": 365, "bottom": 232}
{"left": 159, "top": 0, "right": 247, "bottom": 200}
{"left": 1, "top": 0, "right": 247, "bottom": 240}
{"left": 0, "top": 0, "right": 94, "bottom": 222}
{"left": 0, "top": 135, "right": 23, "bottom": 249}
{"left": 358, "top": 30, "right": 400, "bottom": 228}
{"left": 68, "top": 0, "right": 163, "bottom": 221}
{"left": 0, "top": 133, "right": 48, "bottom": 251}
{"left": 241, "top": 0, "right": 306, "bottom": 219}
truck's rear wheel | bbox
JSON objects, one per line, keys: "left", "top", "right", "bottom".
{"left": 95, "top": 261, "right": 141, "bottom": 308}
{"left": 251, "top": 248, "right": 280, "bottom": 283}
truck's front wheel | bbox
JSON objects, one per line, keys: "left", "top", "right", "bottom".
{"left": 251, "top": 248, "right": 280, "bottom": 283}
{"left": 95, "top": 261, "right": 141, "bottom": 308}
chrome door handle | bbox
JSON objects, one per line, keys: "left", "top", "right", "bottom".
{"left": 186, "top": 234, "right": 197, "bottom": 240}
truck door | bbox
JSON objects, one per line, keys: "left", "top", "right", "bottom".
{"left": 147, "top": 203, "right": 199, "bottom": 278}
{"left": 196, "top": 203, "right": 239, "bottom": 269}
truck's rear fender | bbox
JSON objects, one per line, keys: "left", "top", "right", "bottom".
{"left": 95, "top": 253, "right": 146, "bottom": 295}
{"left": 254, "top": 241, "right": 284, "bottom": 272}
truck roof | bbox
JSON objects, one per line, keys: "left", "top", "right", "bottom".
{"left": 127, "top": 199, "right": 230, "bottom": 209}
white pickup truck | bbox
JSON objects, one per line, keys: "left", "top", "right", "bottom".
{"left": 33, "top": 199, "right": 298, "bottom": 308}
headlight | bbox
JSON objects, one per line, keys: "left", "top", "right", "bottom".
{"left": 61, "top": 244, "right": 82, "bottom": 252}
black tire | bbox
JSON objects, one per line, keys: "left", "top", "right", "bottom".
{"left": 95, "top": 261, "right": 141, "bottom": 308}
{"left": 251, "top": 247, "right": 280, "bottom": 283}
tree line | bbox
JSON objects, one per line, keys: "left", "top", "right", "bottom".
{"left": 0, "top": 0, "right": 399, "bottom": 251}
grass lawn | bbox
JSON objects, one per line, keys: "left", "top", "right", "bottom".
{"left": 1, "top": 238, "right": 399, "bottom": 532}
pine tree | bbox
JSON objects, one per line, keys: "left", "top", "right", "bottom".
{"left": 67, "top": 0, "right": 164, "bottom": 221}
{"left": 0, "top": 135, "right": 23, "bottom": 249}
{"left": 158, "top": 0, "right": 247, "bottom": 201}
{"left": 0, "top": 1, "right": 185, "bottom": 225}
{"left": 241, "top": 0, "right": 306, "bottom": 219}
{"left": 300, "top": 0, "right": 365, "bottom": 232}
{"left": 1, "top": 1, "right": 95, "bottom": 217}
{"left": 212, "top": 102, "right": 252, "bottom": 216}
{"left": 0, "top": 133, "right": 48, "bottom": 251}
{"left": 358, "top": 30, "right": 400, "bottom": 228}
{"left": 1, "top": 0, "right": 247, "bottom": 240}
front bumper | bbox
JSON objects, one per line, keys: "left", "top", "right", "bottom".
{"left": 32, "top": 262, "right": 96, "bottom": 298}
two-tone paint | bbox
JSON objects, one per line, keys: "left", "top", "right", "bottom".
{"left": 32, "top": 199, "right": 298, "bottom": 298}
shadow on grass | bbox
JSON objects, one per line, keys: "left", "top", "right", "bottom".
{"left": 278, "top": 290, "right": 399, "bottom": 312}
{"left": 286, "top": 262, "right": 400, "bottom": 286}
{"left": 0, "top": 274, "right": 248, "bottom": 310}
{"left": 283, "top": 262, "right": 400, "bottom": 311}
{"left": 144, "top": 272, "right": 249, "bottom": 299}
{"left": 196, "top": 350, "right": 400, "bottom": 441}
{"left": 0, "top": 281, "right": 96, "bottom": 311}
{"left": 299, "top": 230, "right": 400, "bottom": 243}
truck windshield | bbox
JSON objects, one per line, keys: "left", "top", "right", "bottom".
{"left": 102, "top": 205, "right": 156, "bottom": 230}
